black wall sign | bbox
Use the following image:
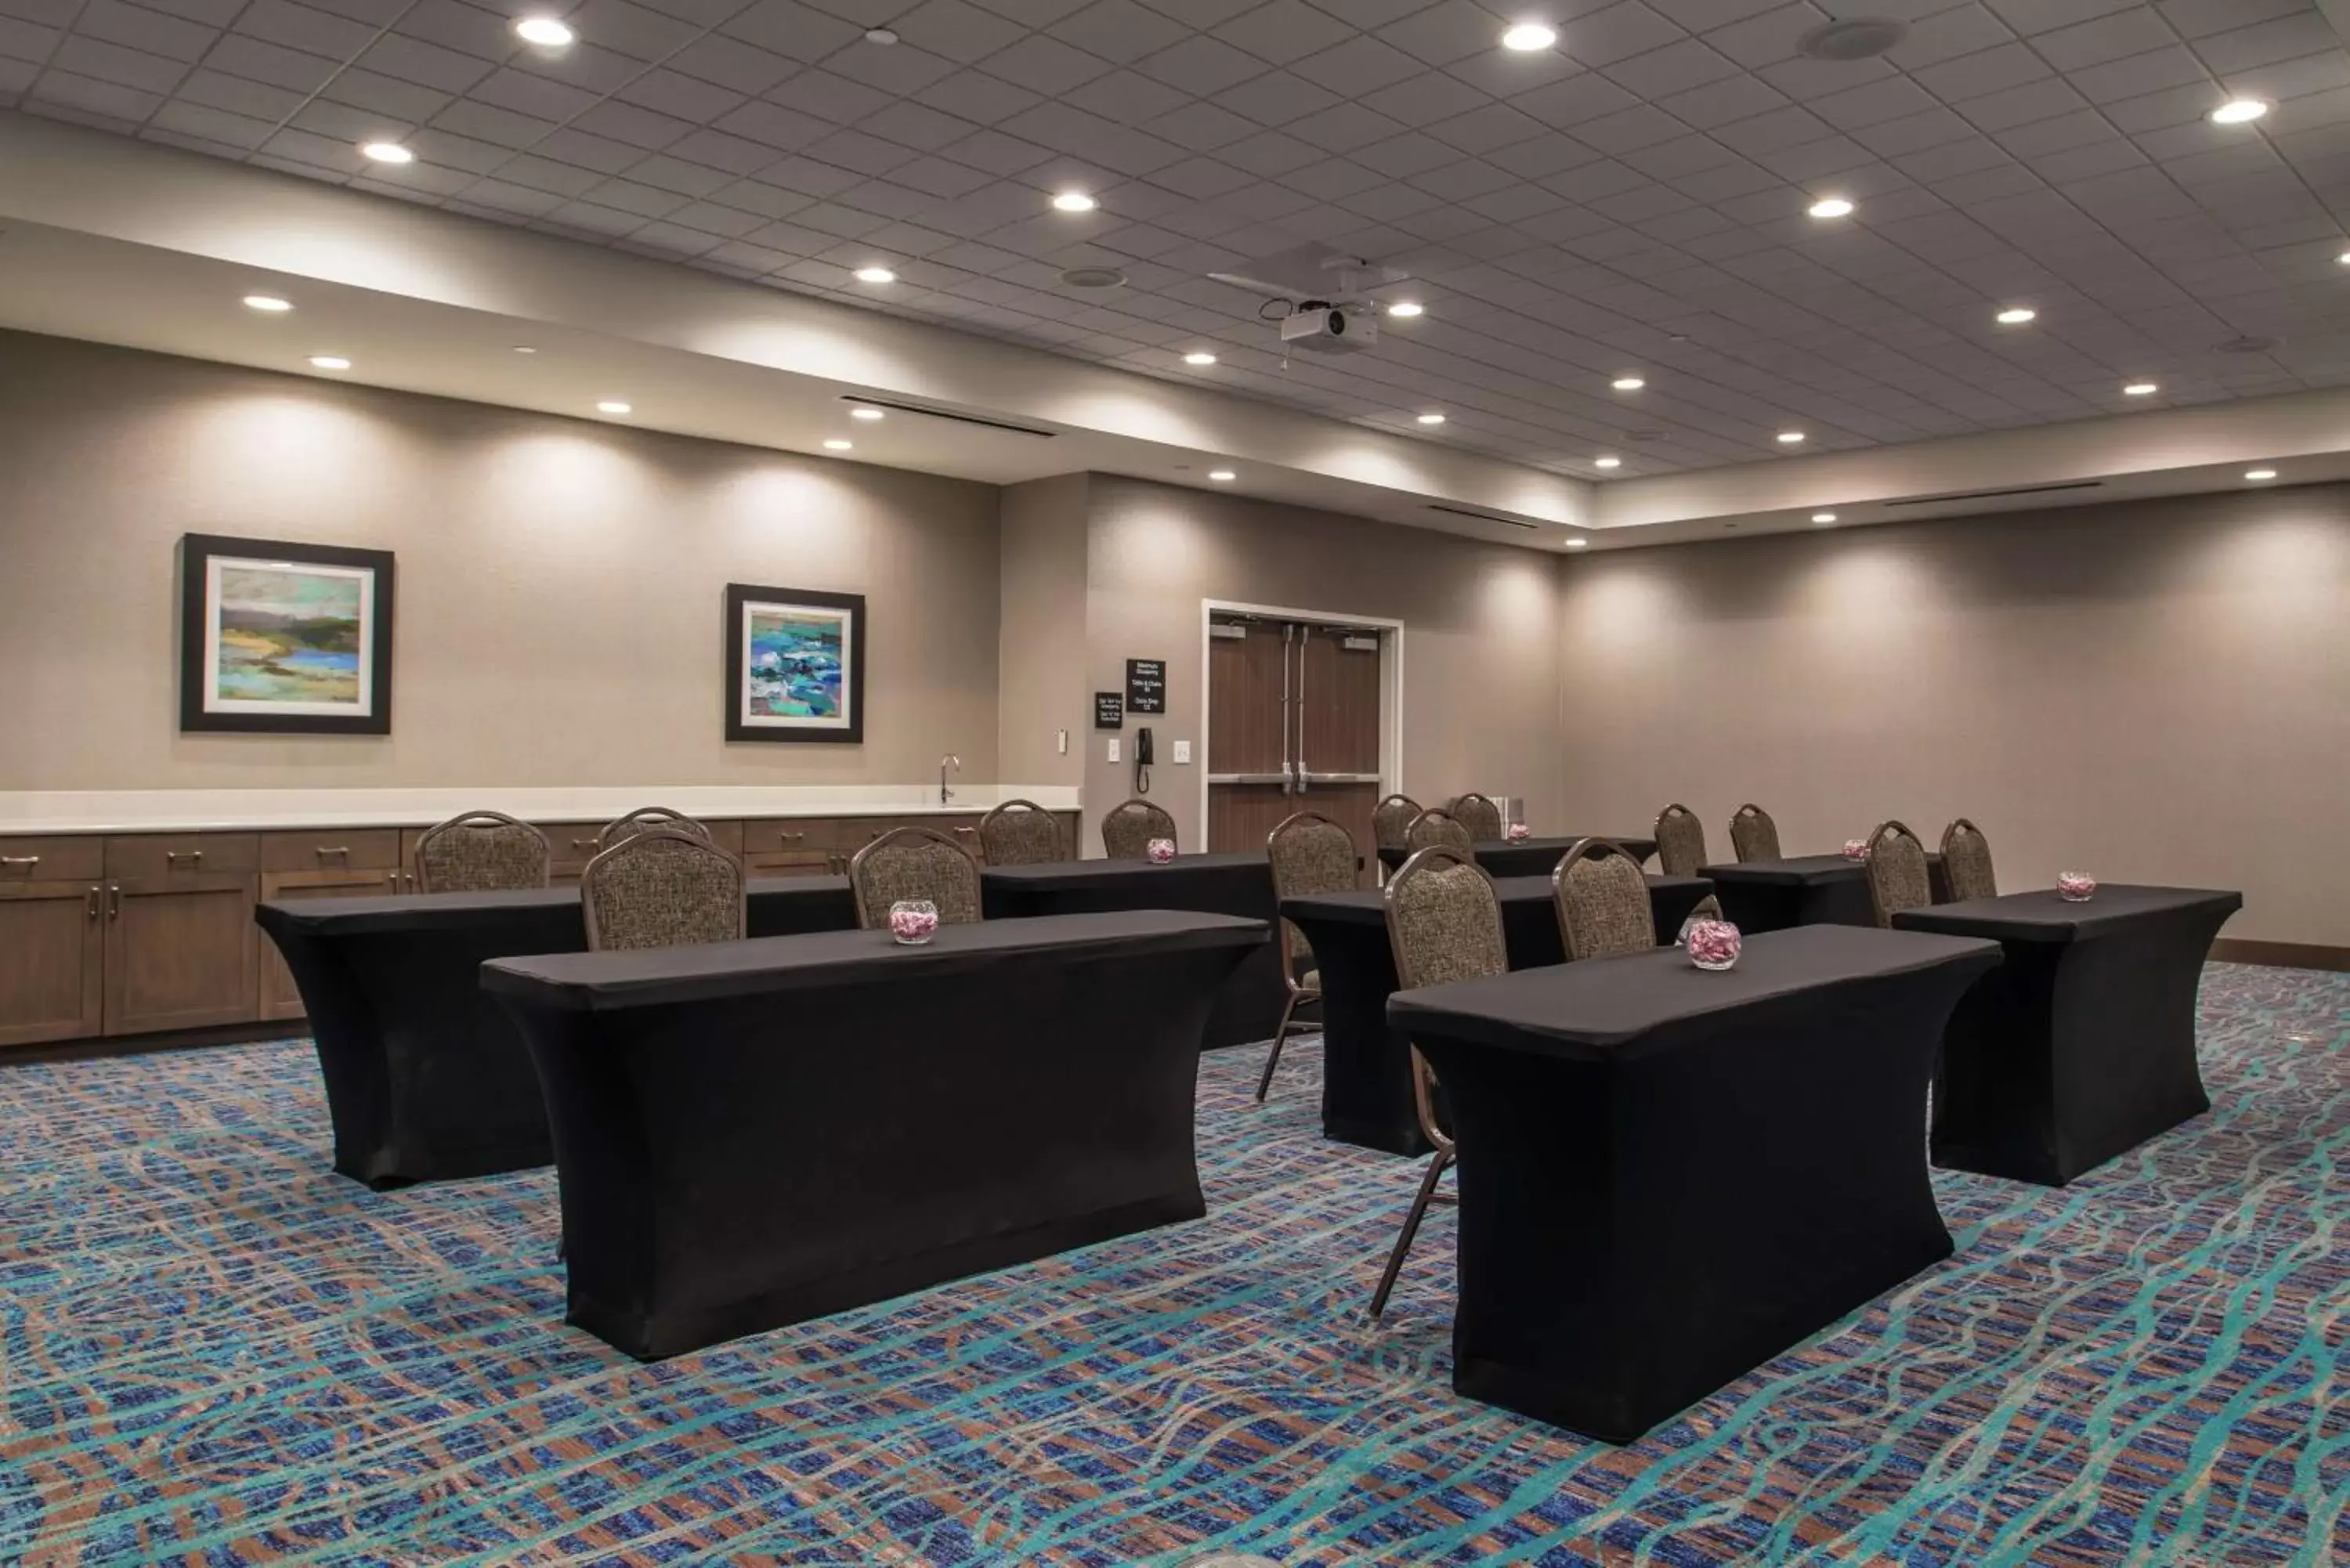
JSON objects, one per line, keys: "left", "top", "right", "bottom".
{"left": 1094, "top": 691, "right": 1124, "bottom": 730}
{"left": 1125, "top": 658, "right": 1166, "bottom": 714}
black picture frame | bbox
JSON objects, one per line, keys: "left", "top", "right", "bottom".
{"left": 725, "top": 583, "right": 867, "bottom": 744}
{"left": 178, "top": 533, "right": 395, "bottom": 735}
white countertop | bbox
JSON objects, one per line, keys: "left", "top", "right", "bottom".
{"left": 0, "top": 784, "right": 1083, "bottom": 836}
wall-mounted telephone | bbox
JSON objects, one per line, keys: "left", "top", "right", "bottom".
{"left": 1133, "top": 726, "right": 1154, "bottom": 794}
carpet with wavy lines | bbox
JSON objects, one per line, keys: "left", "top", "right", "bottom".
{"left": 0, "top": 962, "right": 2341, "bottom": 1566}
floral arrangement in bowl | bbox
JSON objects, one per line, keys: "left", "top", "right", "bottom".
{"left": 889, "top": 900, "right": 939, "bottom": 945}
{"left": 1687, "top": 919, "right": 1742, "bottom": 971}
{"left": 2057, "top": 871, "right": 2097, "bottom": 903}
{"left": 1506, "top": 822, "right": 1531, "bottom": 841}
{"left": 1146, "top": 838, "right": 1176, "bottom": 865}
{"left": 1842, "top": 838, "right": 1870, "bottom": 861}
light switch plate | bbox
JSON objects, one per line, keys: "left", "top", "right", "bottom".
{"left": 1107, "top": 738, "right": 1121, "bottom": 764}
{"left": 1172, "top": 739, "right": 1191, "bottom": 764}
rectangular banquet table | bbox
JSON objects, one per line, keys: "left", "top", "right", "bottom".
{"left": 1376, "top": 834, "right": 1658, "bottom": 876}
{"left": 1893, "top": 885, "right": 2242, "bottom": 1185}
{"left": 258, "top": 876, "right": 857, "bottom": 1188}
{"left": 1701, "top": 852, "right": 1950, "bottom": 932}
{"left": 982, "top": 851, "right": 1292, "bottom": 1048}
{"left": 483, "top": 910, "right": 1266, "bottom": 1360}
{"left": 1280, "top": 873, "right": 1716, "bottom": 1156}
{"left": 1389, "top": 924, "right": 2001, "bottom": 1443}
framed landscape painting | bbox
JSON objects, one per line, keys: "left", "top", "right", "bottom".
{"left": 725, "top": 583, "right": 865, "bottom": 744}
{"left": 179, "top": 534, "right": 394, "bottom": 735}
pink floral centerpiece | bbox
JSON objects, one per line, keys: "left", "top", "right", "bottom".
{"left": 1842, "top": 838, "right": 1870, "bottom": 861}
{"left": 888, "top": 899, "right": 939, "bottom": 945}
{"left": 2057, "top": 871, "right": 2097, "bottom": 903}
{"left": 1506, "top": 822, "right": 1531, "bottom": 841}
{"left": 1146, "top": 838, "right": 1177, "bottom": 865}
{"left": 1686, "top": 918, "right": 1742, "bottom": 971}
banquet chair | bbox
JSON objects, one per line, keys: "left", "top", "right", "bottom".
{"left": 1372, "top": 794, "right": 1422, "bottom": 854}
{"left": 1101, "top": 798, "right": 1178, "bottom": 861}
{"left": 848, "top": 826, "right": 982, "bottom": 929}
{"left": 1940, "top": 818, "right": 1998, "bottom": 902}
{"left": 978, "top": 799, "right": 1066, "bottom": 866}
{"left": 1552, "top": 838, "right": 1655, "bottom": 961}
{"left": 1405, "top": 808, "right": 1474, "bottom": 856}
{"left": 1256, "top": 811, "right": 1358, "bottom": 1103}
{"left": 1448, "top": 793, "right": 1504, "bottom": 841}
{"left": 597, "top": 805, "right": 712, "bottom": 851}
{"left": 1371, "top": 846, "right": 1507, "bottom": 1321}
{"left": 1729, "top": 803, "right": 1783, "bottom": 862}
{"left": 413, "top": 811, "right": 550, "bottom": 894}
{"left": 1652, "top": 803, "right": 1709, "bottom": 878}
{"left": 581, "top": 829, "right": 747, "bottom": 951}
{"left": 1862, "top": 820, "right": 1933, "bottom": 927}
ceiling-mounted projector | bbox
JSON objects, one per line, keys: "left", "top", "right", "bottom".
{"left": 1279, "top": 302, "right": 1379, "bottom": 354}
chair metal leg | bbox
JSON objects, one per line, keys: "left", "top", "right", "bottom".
{"left": 1255, "top": 989, "right": 1317, "bottom": 1102}
{"left": 1368, "top": 1148, "right": 1452, "bottom": 1321}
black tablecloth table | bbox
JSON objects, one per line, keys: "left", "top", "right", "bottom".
{"left": 1893, "top": 886, "right": 2242, "bottom": 1186}
{"left": 483, "top": 910, "right": 1265, "bottom": 1360}
{"left": 258, "top": 876, "right": 857, "bottom": 1187}
{"left": 1376, "top": 835, "right": 1658, "bottom": 876}
{"left": 1280, "top": 873, "right": 1714, "bottom": 1156}
{"left": 1701, "top": 853, "right": 1952, "bottom": 932}
{"left": 982, "top": 852, "right": 1289, "bottom": 1048}
{"left": 1389, "top": 924, "right": 2001, "bottom": 1443}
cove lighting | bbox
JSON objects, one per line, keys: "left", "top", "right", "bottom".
{"left": 360, "top": 141, "right": 414, "bottom": 164}
{"left": 514, "top": 16, "right": 575, "bottom": 46}
{"left": 1183, "top": 352, "right": 1217, "bottom": 365}
{"left": 1051, "top": 191, "right": 1097, "bottom": 212}
{"left": 242, "top": 294, "right": 292, "bottom": 313}
{"left": 1806, "top": 197, "right": 1853, "bottom": 219}
{"left": 1500, "top": 22, "right": 1556, "bottom": 51}
{"left": 2209, "top": 99, "right": 2269, "bottom": 125}
{"left": 308, "top": 356, "right": 351, "bottom": 370}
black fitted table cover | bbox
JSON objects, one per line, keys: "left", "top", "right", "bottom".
{"left": 1389, "top": 924, "right": 2001, "bottom": 1443}
{"left": 1280, "top": 873, "right": 1715, "bottom": 1156}
{"left": 1376, "top": 835, "right": 1658, "bottom": 876}
{"left": 982, "top": 852, "right": 1289, "bottom": 1048}
{"left": 1701, "top": 853, "right": 1951, "bottom": 931}
{"left": 257, "top": 876, "right": 856, "bottom": 1187}
{"left": 1893, "top": 886, "right": 2242, "bottom": 1186}
{"left": 482, "top": 910, "right": 1264, "bottom": 1360}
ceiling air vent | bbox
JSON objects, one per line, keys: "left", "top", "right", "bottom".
{"left": 837, "top": 396, "right": 1054, "bottom": 436}
{"left": 1883, "top": 480, "right": 2103, "bottom": 507}
{"left": 1427, "top": 503, "right": 1542, "bottom": 531}
{"left": 1798, "top": 19, "right": 1907, "bottom": 60}
{"left": 1059, "top": 266, "right": 1126, "bottom": 291}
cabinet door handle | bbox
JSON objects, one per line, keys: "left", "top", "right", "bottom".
{"left": 107, "top": 884, "right": 121, "bottom": 919}
{"left": 164, "top": 850, "right": 204, "bottom": 865}
{"left": 314, "top": 845, "right": 351, "bottom": 860}
{"left": 570, "top": 838, "right": 598, "bottom": 851}
{"left": 0, "top": 854, "right": 38, "bottom": 869}
{"left": 779, "top": 832, "right": 806, "bottom": 843}
{"left": 86, "top": 886, "right": 100, "bottom": 919}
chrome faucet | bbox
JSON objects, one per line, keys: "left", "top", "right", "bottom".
{"left": 939, "top": 753, "right": 960, "bottom": 804}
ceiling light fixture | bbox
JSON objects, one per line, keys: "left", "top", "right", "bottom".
{"left": 513, "top": 16, "right": 575, "bottom": 47}
{"left": 1777, "top": 431, "right": 1806, "bottom": 444}
{"left": 308, "top": 355, "right": 351, "bottom": 370}
{"left": 1183, "top": 351, "right": 1217, "bottom": 365}
{"left": 1564, "top": 537, "right": 1588, "bottom": 548}
{"left": 2337, "top": 251, "right": 2350, "bottom": 266}
{"left": 1208, "top": 469, "right": 1236, "bottom": 482}
{"left": 1594, "top": 456, "right": 1621, "bottom": 469}
{"left": 360, "top": 140, "right": 414, "bottom": 164}
{"left": 512, "top": 345, "right": 537, "bottom": 354}
{"left": 1417, "top": 412, "right": 1446, "bottom": 425}
{"left": 1611, "top": 375, "right": 1645, "bottom": 391}
{"left": 853, "top": 266, "right": 895, "bottom": 284}
{"left": 864, "top": 27, "right": 897, "bottom": 44}
{"left": 242, "top": 294, "right": 292, "bottom": 313}
{"left": 1386, "top": 300, "right": 1424, "bottom": 317}
{"left": 2124, "top": 381, "right": 2157, "bottom": 396}
{"left": 850, "top": 406, "right": 884, "bottom": 421}
{"left": 1500, "top": 22, "right": 1556, "bottom": 51}
{"left": 597, "top": 400, "right": 631, "bottom": 415}
{"left": 1806, "top": 197, "right": 1853, "bottom": 219}
{"left": 2209, "top": 99, "right": 2269, "bottom": 125}
{"left": 824, "top": 439, "right": 853, "bottom": 450}
{"left": 1812, "top": 511, "right": 1838, "bottom": 524}
{"left": 2245, "top": 468, "right": 2277, "bottom": 481}
{"left": 1996, "top": 306, "right": 2037, "bottom": 325}
{"left": 1051, "top": 191, "right": 1097, "bottom": 212}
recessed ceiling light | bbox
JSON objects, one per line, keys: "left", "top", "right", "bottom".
{"left": 308, "top": 355, "right": 351, "bottom": 370}
{"left": 863, "top": 27, "right": 897, "bottom": 44}
{"left": 2337, "top": 251, "right": 2350, "bottom": 266}
{"left": 597, "top": 400, "right": 631, "bottom": 415}
{"left": 1500, "top": 22, "right": 1556, "bottom": 51}
{"left": 1812, "top": 511, "right": 1838, "bottom": 524}
{"left": 513, "top": 16, "right": 575, "bottom": 47}
{"left": 1611, "top": 375, "right": 1645, "bottom": 391}
{"left": 1208, "top": 469, "right": 1236, "bottom": 482}
{"left": 1996, "top": 306, "right": 2037, "bottom": 325}
{"left": 850, "top": 406, "right": 884, "bottom": 421}
{"left": 360, "top": 141, "right": 413, "bottom": 164}
{"left": 1806, "top": 197, "right": 1853, "bottom": 219}
{"left": 242, "top": 294, "right": 292, "bottom": 313}
{"left": 1051, "top": 191, "right": 1097, "bottom": 212}
{"left": 1183, "top": 351, "right": 1217, "bottom": 366}
{"left": 2124, "top": 381, "right": 2158, "bottom": 396}
{"left": 853, "top": 266, "right": 895, "bottom": 284}
{"left": 512, "top": 345, "right": 537, "bottom": 354}
{"left": 824, "top": 439, "right": 853, "bottom": 450}
{"left": 1386, "top": 300, "right": 1424, "bottom": 317}
{"left": 1564, "top": 537, "right": 1588, "bottom": 548}
{"left": 2245, "top": 468, "right": 2277, "bottom": 481}
{"left": 2209, "top": 99, "right": 2269, "bottom": 125}
{"left": 1777, "top": 430, "right": 1806, "bottom": 444}
{"left": 1594, "top": 456, "right": 1621, "bottom": 469}
{"left": 1417, "top": 411, "right": 1446, "bottom": 425}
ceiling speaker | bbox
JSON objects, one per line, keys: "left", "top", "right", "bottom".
{"left": 1798, "top": 19, "right": 1908, "bottom": 60}
{"left": 1059, "top": 266, "right": 1126, "bottom": 290}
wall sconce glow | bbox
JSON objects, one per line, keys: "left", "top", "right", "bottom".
{"left": 1996, "top": 306, "right": 2037, "bottom": 325}
{"left": 1594, "top": 456, "right": 1621, "bottom": 469}
{"left": 1183, "top": 351, "right": 1217, "bottom": 365}
{"left": 853, "top": 266, "right": 896, "bottom": 284}
{"left": 242, "top": 294, "right": 292, "bottom": 313}
{"left": 2209, "top": 99, "right": 2269, "bottom": 125}
{"left": 596, "top": 400, "right": 631, "bottom": 415}
{"left": 308, "top": 356, "right": 351, "bottom": 370}
{"left": 1208, "top": 469, "right": 1236, "bottom": 482}
{"left": 1812, "top": 512, "right": 1838, "bottom": 525}
{"left": 1051, "top": 191, "right": 1097, "bottom": 212}
{"left": 1386, "top": 301, "right": 1424, "bottom": 317}
{"left": 850, "top": 406, "right": 884, "bottom": 421}
{"left": 823, "top": 439, "right": 853, "bottom": 450}
{"left": 360, "top": 141, "right": 414, "bottom": 164}
{"left": 1611, "top": 375, "right": 1645, "bottom": 391}
{"left": 1500, "top": 22, "right": 1556, "bottom": 51}
{"left": 2124, "top": 381, "right": 2157, "bottom": 396}
{"left": 514, "top": 16, "right": 575, "bottom": 46}
{"left": 1806, "top": 197, "right": 1853, "bottom": 219}
{"left": 1416, "top": 412, "right": 1446, "bottom": 425}
{"left": 1777, "top": 431, "right": 1806, "bottom": 444}
{"left": 2244, "top": 468, "right": 2277, "bottom": 482}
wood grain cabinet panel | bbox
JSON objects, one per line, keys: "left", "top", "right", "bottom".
{"left": 103, "top": 873, "right": 257, "bottom": 1036}
{"left": 103, "top": 833, "right": 259, "bottom": 881}
{"left": 259, "top": 829, "right": 402, "bottom": 873}
{"left": 0, "top": 880, "right": 104, "bottom": 1047}
{"left": 256, "top": 868, "right": 403, "bottom": 1021}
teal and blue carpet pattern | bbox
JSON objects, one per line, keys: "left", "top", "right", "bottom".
{"left": 0, "top": 963, "right": 2342, "bottom": 1565}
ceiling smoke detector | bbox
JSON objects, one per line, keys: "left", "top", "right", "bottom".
{"left": 1059, "top": 266, "right": 1126, "bottom": 291}
{"left": 1797, "top": 18, "right": 1907, "bottom": 60}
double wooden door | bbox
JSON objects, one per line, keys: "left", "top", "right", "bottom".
{"left": 1206, "top": 616, "right": 1384, "bottom": 875}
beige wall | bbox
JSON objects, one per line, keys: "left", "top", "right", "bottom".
{"left": 1083, "top": 476, "right": 1564, "bottom": 850}
{"left": 0, "top": 331, "right": 1003, "bottom": 790}
{"left": 996, "top": 475, "right": 1089, "bottom": 792}
{"left": 1557, "top": 486, "right": 2350, "bottom": 947}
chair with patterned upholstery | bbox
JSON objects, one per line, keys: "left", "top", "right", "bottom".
{"left": 1653, "top": 803, "right": 1709, "bottom": 878}
{"left": 413, "top": 811, "right": 551, "bottom": 894}
{"left": 1256, "top": 811, "right": 1359, "bottom": 1103}
{"left": 1370, "top": 846, "right": 1508, "bottom": 1321}
{"left": 978, "top": 799, "right": 1066, "bottom": 866}
{"left": 1372, "top": 794, "right": 1421, "bottom": 854}
{"left": 1552, "top": 837, "right": 1656, "bottom": 961}
{"left": 1101, "top": 798, "right": 1179, "bottom": 862}
{"left": 1729, "top": 802, "right": 1783, "bottom": 862}
{"left": 596, "top": 805, "right": 712, "bottom": 851}
{"left": 1862, "top": 819, "right": 1933, "bottom": 927}
{"left": 581, "top": 829, "right": 747, "bottom": 951}
{"left": 848, "top": 826, "right": 983, "bottom": 930}
{"left": 1404, "top": 808, "right": 1474, "bottom": 857}
{"left": 1940, "top": 818, "right": 1997, "bottom": 903}
{"left": 1448, "top": 793, "right": 1503, "bottom": 841}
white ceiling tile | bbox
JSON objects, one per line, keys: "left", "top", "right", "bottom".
{"left": 1885, "top": 4, "right": 2017, "bottom": 70}
{"left": 1135, "top": 33, "right": 1268, "bottom": 95}
{"left": 1359, "top": 68, "right": 1488, "bottom": 126}
{"left": 2066, "top": 43, "right": 2208, "bottom": 104}
{"left": 1567, "top": 2, "right": 1689, "bottom": 69}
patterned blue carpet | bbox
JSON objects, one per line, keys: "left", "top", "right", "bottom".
{"left": 0, "top": 963, "right": 2342, "bottom": 1566}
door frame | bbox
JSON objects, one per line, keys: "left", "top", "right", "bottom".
{"left": 1197, "top": 598, "right": 1406, "bottom": 849}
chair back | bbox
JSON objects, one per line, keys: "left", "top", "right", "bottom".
{"left": 1729, "top": 803, "right": 1782, "bottom": 862}
{"left": 1404, "top": 808, "right": 1473, "bottom": 856}
{"left": 1372, "top": 793, "right": 1422, "bottom": 851}
{"left": 581, "top": 829, "right": 747, "bottom": 951}
{"left": 848, "top": 826, "right": 982, "bottom": 930}
{"left": 978, "top": 800, "right": 1065, "bottom": 866}
{"left": 1267, "top": 811, "right": 1359, "bottom": 979}
{"left": 1862, "top": 819, "right": 1932, "bottom": 927}
{"left": 1940, "top": 818, "right": 1997, "bottom": 902}
{"left": 1101, "top": 798, "right": 1177, "bottom": 861}
{"left": 1653, "top": 802, "right": 1708, "bottom": 878}
{"left": 1552, "top": 837, "right": 1654, "bottom": 961}
{"left": 597, "top": 806, "right": 712, "bottom": 851}
{"left": 1383, "top": 847, "right": 1507, "bottom": 1159}
{"left": 414, "top": 811, "right": 550, "bottom": 894}
{"left": 1448, "top": 793, "right": 1503, "bottom": 840}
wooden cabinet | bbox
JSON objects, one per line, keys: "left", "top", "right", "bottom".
{"left": 100, "top": 834, "right": 259, "bottom": 1037}
{"left": 0, "top": 877, "right": 104, "bottom": 1047}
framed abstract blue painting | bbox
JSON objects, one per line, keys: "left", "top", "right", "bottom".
{"left": 725, "top": 583, "right": 865, "bottom": 744}
{"left": 178, "top": 534, "right": 394, "bottom": 735}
